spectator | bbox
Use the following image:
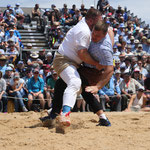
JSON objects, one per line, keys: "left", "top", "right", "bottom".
{"left": 133, "top": 44, "right": 147, "bottom": 56}
{"left": 97, "top": 0, "right": 110, "bottom": 13}
{"left": 22, "top": 68, "right": 32, "bottom": 98}
{"left": 43, "top": 52, "right": 53, "bottom": 65}
{"left": 132, "top": 68, "right": 144, "bottom": 86}
{"left": 4, "top": 29, "right": 19, "bottom": 50}
{"left": 6, "top": 43, "right": 19, "bottom": 63}
{"left": 113, "top": 45, "right": 120, "bottom": 60}
{"left": 80, "top": 4, "right": 87, "bottom": 17}
{"left": 72, "top": 9, "right": 82, "bottom": 25}
{"left": 8, "top": 72, "right": 28, "bottom": 112}
{"left": 114, "top": 69, "right": 123, "bottom": 86}
{"left": 15, "top": 61, "right": 26, "bottom": 78}
{"left": 119, "top": 69, "right": 142, "bottom": 110}
{"left": 125, "top": 45, "right": 133, "bottom": 56}
{"left": 0, "top": 55, "right": 7, "bottom": 76}
{"left": 27, "top": 52, "right": 43, "bottom": 69}
{"left": 3, "top": 66, "right": 13, "bottom": 86}
{"left": 13, "top": 3, "right": 25, "bottom": 26}
{"left": 137, "top": 59, "right": 148, "bottom": 79}
{"left": 0, "top": 71, "right": 7, "bottom": 112}
{"left": 46, "top": 70, "right": 59, "bottom": 108}
{"left": 32, "top": 4, "right": 41, "bottom": 20}
{"left": 27, "top": 68, "right": 45, "bottom": 110}
{"left": 99, "top": 76, "right": 121, "bottom": 111}
{"left": 69, "top": 4, "right": 76, "bottom": 17}
{"left": 114, "top": 59, "right": 121, "bottom": 71}
{"left": 125, "top": 87, "right": 147, "bottom": 112}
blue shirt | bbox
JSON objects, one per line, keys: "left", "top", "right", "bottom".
{"left": 84, "top": 33, "right": 113, "bottom": 68}
{"left": 98, "top": 77, "right": 121, "bottom": 96}
{"left": 27, "top": 76, "right": 44, "bottom": 93}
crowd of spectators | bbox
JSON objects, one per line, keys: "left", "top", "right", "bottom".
{"left": 0, "top": 2, "right": 150, "bottom": 113}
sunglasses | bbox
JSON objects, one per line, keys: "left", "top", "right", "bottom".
{"left": 34, "top": 72, "right": 39, "bottom": 74}
{"left": 139, "top": 90, "right": 144, "bottom": 92}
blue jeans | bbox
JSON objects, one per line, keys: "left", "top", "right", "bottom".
{"left": 10, "top": 91, "right": 25, "bottom": 112}
{"left": 2, "top": 94, "right": 8, "bottom": 112}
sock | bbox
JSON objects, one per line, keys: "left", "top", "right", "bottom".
{"left": 100, "top": 113, "right": 107, "bottom": 120}
{"left": 62, "top": 105, "right": 71, "bottom": 114}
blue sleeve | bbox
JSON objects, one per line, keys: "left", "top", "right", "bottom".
{"left": 98, "top": 88, "right": 106, "bottom": 96}
{"left": 39, "top": 78, "right": 44, "bottom": 93}
{"left": 27, "top": 78, "right": 32, "bottom": 93}
{"left": 105, "top": 78, "right": 114, "bottom": 96}
{"left": 16, "top": 30, "right": 21, "bottom": 39}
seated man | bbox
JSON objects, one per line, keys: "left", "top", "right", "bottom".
{"left": 99, "top": 76, "right": 121, "bottom": 111}
{"left": 119, "top": 69, "right": 142, "bottom": 110}
{"left": 27, "top": 68, "right": 45, "bottom": 110}
{"left": 4, "top": 29, "right": 19, "bottom": 50}
{"left": 13, "top": 3, "right": 25, "bottom": 26}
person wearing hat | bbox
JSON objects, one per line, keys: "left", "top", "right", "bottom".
{"left": 46, "top": 70, "right": 59, "bottom": 108}
{"left": 6, "top": 43, "right": 19, "bottom": 63}
{"left": 132, "top": 68, "right": 144, "bottom": 86}
{"left": 0, "top": 56, "right": 7, "bottom": 76}
{"left": 130, "top": 36, "right": 135, "bottom": 51}
{"left": 4, "top": 29, "right": 19, "bottom": 50}
{"left": 113, "top": 28, "right": 119, "bottom": 43}
{"left": 119, "top": 69, "right": 142, "bottom": 110}
{"left": 15, "top": 61, "right": 26, "bottom": 78}
{"left": 3, "top": 66, "right": 13, "bottom": 85}
{"left": 13, "top": 3, "right": 25, "bottom": 25}
{"left": 117, "top": 23, "right": 125, "bottom": 36}
{"left": 43, "top": 52, "right": 53, "bottom": 65}
{"left": 113, "top": 45, "right": 120, "bottom": 60}
{"left": 125, "top": 86, "right": 147, "bottom": 112}
{"left": 114, "top": 69, "right": 123, "bottom": 86}
{"left": 133, "top": 27, "right": 140, "bottom": 39}
{"left": 125, "top": 44, "right": 133, "bottom": 56}
{"left": 27, "top": 68, "right": 45, "bottom": 110}
{"left": 27, "top": 52, "right": 43, "bottom": 69}
{"left": 133, "top": 43, "right": 147, "bottom": 56}
{"left": 0, "top": 71, "right": 7, "bottom": 112}
{"left": 8, "top": 72, "right": 28, "bottom": 112}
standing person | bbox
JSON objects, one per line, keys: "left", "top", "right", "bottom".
{"left": 53, "top": 9, "right": 102, "bottom": 126}
{"left": 42, "top": 20, "right": 114, "bottom": 127}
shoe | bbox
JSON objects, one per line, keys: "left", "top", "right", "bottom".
{"left": 22, "top": 106, "right": 28, "bottom": 112}
{"left": 56, "top": 112, "right": 71, "bottom": 127}
{"left": 97, "top": 118, "right": 111, "bottom": 127}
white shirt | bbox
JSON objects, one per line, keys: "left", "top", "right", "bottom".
{"left": 58, "top": 17, "right": 91, "bottom": 64}
{"left": 10, "top": 78, "right": 24, "bottom": 89}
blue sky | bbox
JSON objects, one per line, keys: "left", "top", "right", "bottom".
{"left": 1, "top": 0, "right": 150, "bottom": 25}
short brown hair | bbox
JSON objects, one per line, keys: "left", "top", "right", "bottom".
{"left": 94, "top": 20, "right": 108, "bottom": 34}
{"left": 85, "top": 8, "right": 101, "bottom": 20}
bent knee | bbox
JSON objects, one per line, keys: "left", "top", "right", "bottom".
{"left": 68, "top": 78, "right": 81, "bottom": 91}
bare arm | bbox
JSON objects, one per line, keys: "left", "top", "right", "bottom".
{"left": 108, "top": 28, "right": 114, "bottom": 47}
{"left": 85, "top": 65, "right": 114, "bottom": 94}
{"left": 126, "top": 94, "right": 136, "bottom": 111}
{"left": 78, "top": 49, "right": 103, "bottom": 69}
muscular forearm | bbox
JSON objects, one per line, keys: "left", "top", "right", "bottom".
{"left": 96, "top": 66, "right": 114, "bottom": 89}
{"left": 78, "top": 49, "right": 99, "bottom": 66}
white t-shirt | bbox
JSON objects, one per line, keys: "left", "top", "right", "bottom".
{"left": 58, "top": 17, "right": 91, "bottom": 64}
{"left": 10, "top": 78, "right": 24, "bottom": 89}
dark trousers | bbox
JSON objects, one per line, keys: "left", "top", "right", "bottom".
{"left": 51, "top": 75, "right": 103, "bottom": 116}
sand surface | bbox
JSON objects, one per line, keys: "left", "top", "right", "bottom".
{"left": 0, "top": 111, "right": 150, "bottom": 150}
